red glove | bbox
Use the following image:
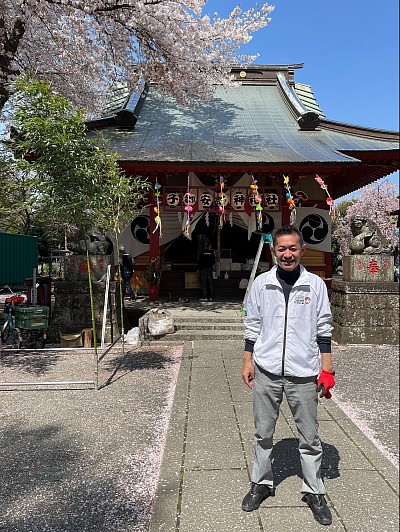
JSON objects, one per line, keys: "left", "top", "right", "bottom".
{"left": 317, "top": 369, "right": 335, "bottom": 399}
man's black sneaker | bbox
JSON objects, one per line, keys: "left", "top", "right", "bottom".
{"left": 242, "top": 483, "right": 274, "bottom": 512}
{"left": 302, "top": 493, "right": 332, "bottom": 525}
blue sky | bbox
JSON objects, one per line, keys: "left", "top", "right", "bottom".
{"left": 205, "top": 0, "right": 399, "bottom": 199}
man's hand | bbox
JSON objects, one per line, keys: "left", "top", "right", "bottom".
{"left": 242, "top": 351, "right": 255, "bottom": 389}
{"left": 317, "top": 369, "right": 335, "bottom": 399}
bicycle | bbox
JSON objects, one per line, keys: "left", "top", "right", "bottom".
{"left": 1, "top": 287, "right": 48, "bottom": 349}
{"left": 1, "top": 289, "right": 27, "bottom": 348}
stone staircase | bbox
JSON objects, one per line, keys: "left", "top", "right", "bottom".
{"left": 131, "top": 299, "right": 245, "bottom": 343}
{"left": 144, "top": 314, "right": 244, "bottom": 343}
{"left": 171, "top": 315, "right": 244, "bottom": 341}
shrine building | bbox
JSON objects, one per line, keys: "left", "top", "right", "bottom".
{"left": 86, "top": 64, "right": 400, "bottom": 300}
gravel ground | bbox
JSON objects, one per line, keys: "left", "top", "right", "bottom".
{"left": 0, "top": 343, "right": 183, "bottom": 532}
{"left": 332, "top": 343, "right": 399, "bottom": 467}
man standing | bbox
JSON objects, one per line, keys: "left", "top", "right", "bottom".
{"left": 119, "top": 244, "right": 135, "bottom": 300}
{"left": 241, "top": 226, "right": 335, "bottom": 526}
{"left": 198, "top": 242, "right": 215, "bottom": 302}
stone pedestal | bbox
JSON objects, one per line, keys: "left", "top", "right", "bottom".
{"left": 65, "top": 254, "right": 114, "bottom": 282}
{"left": 342, "top": 255, "right": 394, "bottom": 282}
{"left": 49, "top": 280, "right": 121, "bottom": 344}
{"left": 331, "top": 279, "right": 399, "bottom": 345}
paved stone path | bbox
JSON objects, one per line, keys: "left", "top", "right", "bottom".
{"left": 145, "top": 303, "right": 398, "bottom": 532}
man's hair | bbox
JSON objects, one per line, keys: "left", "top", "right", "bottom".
{"left": 273, "top": 225, "right": 304, "bottom": 247}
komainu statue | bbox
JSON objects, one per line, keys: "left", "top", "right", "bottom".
{"left": 349, "top": 215, "right": 393, "bottom": 255}
{"left": 68, "top": 227, "right": 113, "bottom": 255}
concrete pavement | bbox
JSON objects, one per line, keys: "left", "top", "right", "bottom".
{"left": 145, "top": 301, "right": 399, "bottom": 532}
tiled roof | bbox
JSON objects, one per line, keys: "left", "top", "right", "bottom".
{"left": 97, "top": 83, "right": 398, "bottom": 164}
{"left": 294, "top": 82, "right": 325, "bottom": 117}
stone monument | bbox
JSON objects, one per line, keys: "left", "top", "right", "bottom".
{"left": 50, "top": 228, "right": 121, "bottom": 344}
{"left": 331, "top": 216, "right": 399, "bottom": 344}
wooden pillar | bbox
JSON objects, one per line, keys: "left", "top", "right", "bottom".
{"left": 216, "top": 221, "right": 221, "bottom": 278}
{"left": 282, "top": 202, "right": 291, "bottom": 226}
{"left": 149, "top": 191, "right": 160, "bottom": 301}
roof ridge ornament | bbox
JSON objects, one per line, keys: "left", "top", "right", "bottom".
{"left": 277, "top": 72, "right": 321, "bottom": 131}
{"left": 115, "top": 81, "right": 149, "bottom": 128}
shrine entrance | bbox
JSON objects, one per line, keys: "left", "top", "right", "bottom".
{"left": 163, "top": 215, "right": 270, "bottom": 266}
{"left": 159, "top": 213, "right": 275, "bottom": 300}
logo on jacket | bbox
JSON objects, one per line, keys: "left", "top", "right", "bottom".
{"left": 294, "top": 296, "right": 312, "bottom": 305}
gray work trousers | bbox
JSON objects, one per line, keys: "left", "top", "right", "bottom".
{"left": 251, "top": 364, "right": 325, "bottom": 495}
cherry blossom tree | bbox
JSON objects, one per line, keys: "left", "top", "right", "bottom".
{"left": 333, "top": 180, "right": 399, "bottom": 256}
{"left": 0, "top": 1, "right": 274, "bottom": 116}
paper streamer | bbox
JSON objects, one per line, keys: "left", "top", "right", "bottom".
{"left": 184, "top": 174, "right": 194, "bottom": 236}
{"left": 250, "top": 174, "right": 263, "bottom": 230}
{"left": 283, "top": 175, "right": 296, "bottom": 225}
{"left": 152, "top": 177, "right": 163, "bottom": 237}
{"left": 315, "top": 174, "right": 336, "bottom": 218}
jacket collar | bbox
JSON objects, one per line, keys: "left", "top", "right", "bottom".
{"left": 262, "top": 264, "right": 310, "bottom": 288}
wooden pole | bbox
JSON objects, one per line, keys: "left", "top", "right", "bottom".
{"left": 216, "top": 219, "right": 221, "bottom": 278}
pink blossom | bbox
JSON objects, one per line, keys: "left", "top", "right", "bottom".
{"left": 0, "top": 1, "right": 274, "bottom": 115}
{"left": 333, "top": 180, "right": 399, "bottom": 255}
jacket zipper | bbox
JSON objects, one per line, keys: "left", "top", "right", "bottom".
{"left": 280, "top": 284, "right": 308, "bottom": 375}
{"left": 281, "top": 295, "right": 289, "bottom": 376}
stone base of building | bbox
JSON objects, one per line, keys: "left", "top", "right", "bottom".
{"left": 50, "top": 280, "right": 121, "bottom": 344}
{"left": 331, "top": 279, "right": 399, "bottom": 345}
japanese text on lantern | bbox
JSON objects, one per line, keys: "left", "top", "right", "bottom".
{"left": 164, "top": 186, "right": 281, "bottom": 212}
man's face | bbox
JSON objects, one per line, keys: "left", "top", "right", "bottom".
{"left": 273, "top": 233, "right": 305, "bottom": 272}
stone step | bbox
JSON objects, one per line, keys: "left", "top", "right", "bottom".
{"left": 176, "top": 322, "right": 243, "bottom": 331}
{"left": 148, "top": 328, "right": 244, "bottom": 342}
{"left": 174, "top": 316, "right": 243, "bottom": 323}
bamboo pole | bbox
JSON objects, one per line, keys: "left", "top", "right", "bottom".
{"left": 84, "top": 230, "right": 99, "bottom": 390}
{"left": 101, "top": 265, "right": 111, "bottom": 348}
{"left": 242, "top": 234, "right": 275, "bottom": 315}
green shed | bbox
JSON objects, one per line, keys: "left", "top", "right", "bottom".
{"left": 0, "top": 233, "right": 38, "bottom": 285}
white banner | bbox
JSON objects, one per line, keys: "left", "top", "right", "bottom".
{"left": 296, "top": 208, "right": 332, "bottom": 252}
{"left": 119, "top": 209, "right": 183, "bottom": 258}
{"left": 237, "top": 211, "right": 282, "bottom": 239}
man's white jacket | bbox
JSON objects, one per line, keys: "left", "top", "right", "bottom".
{"left": 244, "top": 265, "right": 333, "bottom": 377}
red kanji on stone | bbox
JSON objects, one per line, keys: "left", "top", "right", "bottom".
{"left": 367, "top": 259, "right": 381, "bottom": 275}
{"left": 79, "top": 259, "right": 95, "bottom": 273}
{"left": 384, "top": 258, "right": 391, "bottom": 271}
{"left": 357, "top": 258, "right": 362, "bottom": 270}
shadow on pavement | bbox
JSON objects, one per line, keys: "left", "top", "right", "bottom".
{"left": 100, "top": 348, "right": 178, "bottom": 389}
{"left": 0, "top": 350, "right": 62, "bottom": 375}
{"left": 0, "top": 423, "right": 148, "bottom": 531}
{"left": 272, "top": 438, "right": 340, "bottom": 487}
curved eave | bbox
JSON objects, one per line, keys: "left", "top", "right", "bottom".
{"left": 319, "top": 119, "right": 400, "bottom": 142}
{"left": 330, "top": 148, "right": 400, "bottom": 199}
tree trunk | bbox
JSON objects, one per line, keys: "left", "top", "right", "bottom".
{"left": 0, "top": 17, "right": 25, "bottom": 113}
